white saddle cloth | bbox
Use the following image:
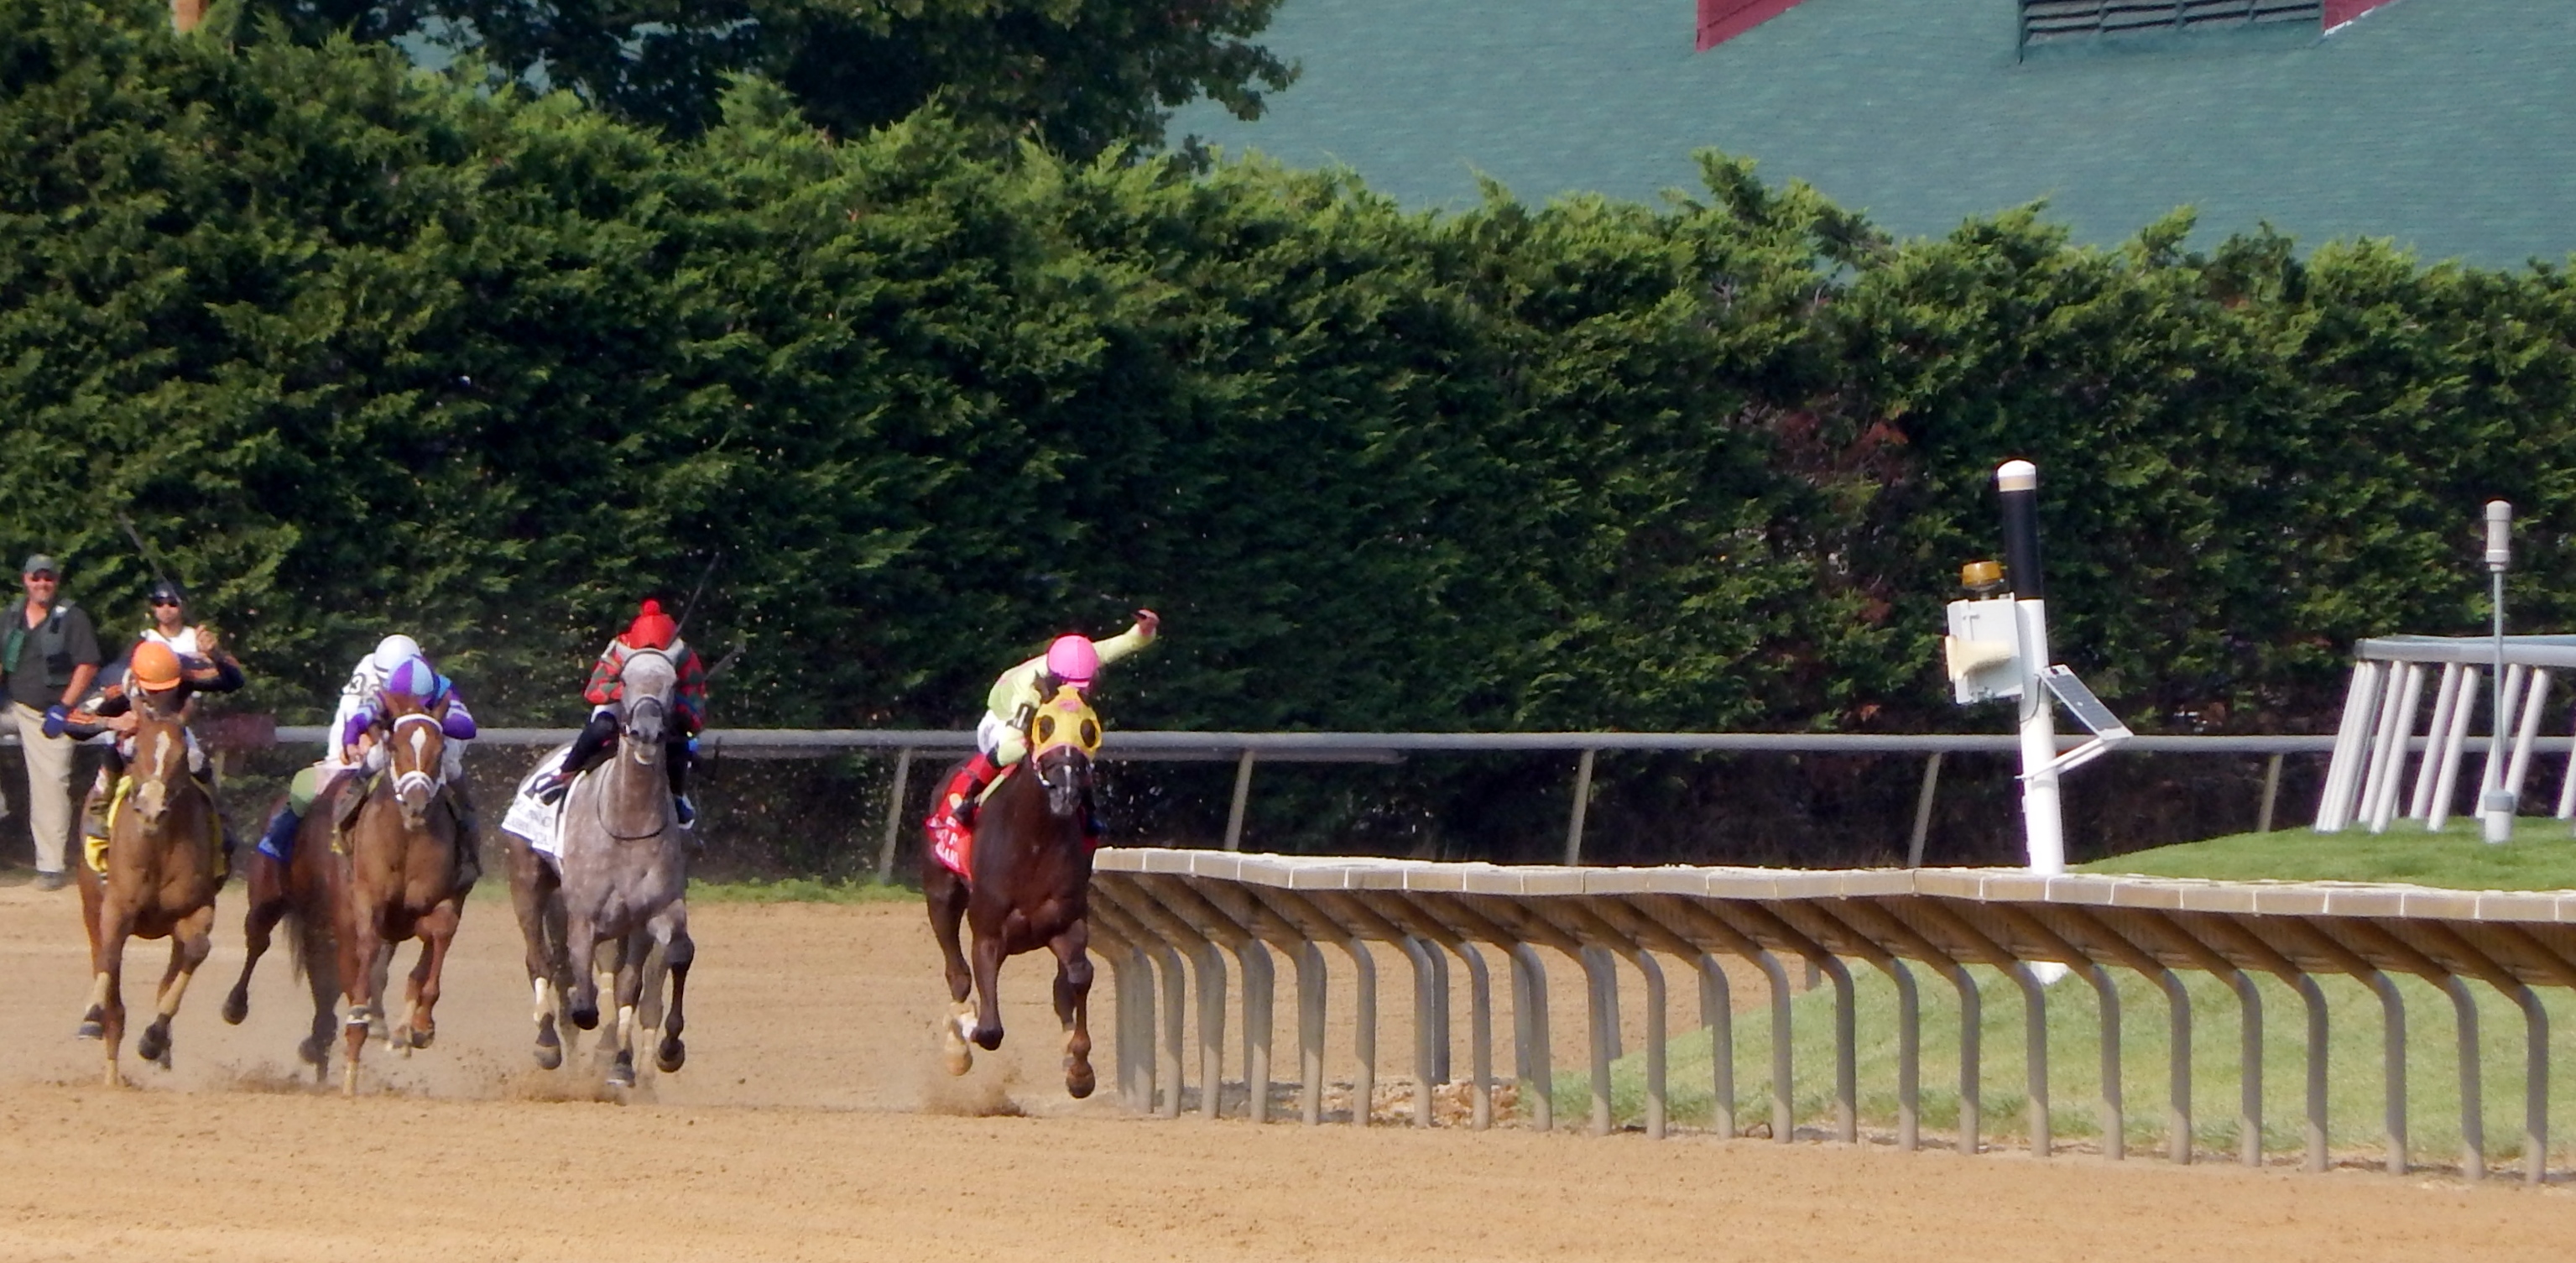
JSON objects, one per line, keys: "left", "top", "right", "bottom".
{"left": 501, "top": 749, "right": 576, "bottom": 860}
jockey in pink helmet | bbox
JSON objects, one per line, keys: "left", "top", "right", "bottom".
{"left": 934, "top": 609, "right": 1159, "bottom": 838}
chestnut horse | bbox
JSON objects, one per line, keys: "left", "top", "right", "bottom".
{"left": 330, "top": 692, "right": 476, "bottom": 1092}
{"left": 74, "top": 690, "right": 222, "bottom": 1085}
{"left": 925, "top": 685, "right": 1102, "bottom": 1098}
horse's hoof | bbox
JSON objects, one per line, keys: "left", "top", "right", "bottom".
{"left": 607, "top": 1058, "right": 636, "bottom": 1090}
{"left": 221, "top": 991, "right": 248, "bottom": 1026}
{"left": 1066, "top": 1062, "right": 1097, "bottom": 1099}
{"left": 943, "top": 1044, "right": 973, "bottom": 1077}
{"left": 409, "top": 1026, "right": 435, "bottom": 1050}
{"left": 75, "top": 1020, "right": 103, "bottom": 1041}
{"left": 534, "top": 1038, "right": 563, "bottom": 1070}
{"left": 655, "top": 1038, "right": 686, "bottom": 1074}
{"left": 570, "top": 1005, "right": 599, "bottom": 1031}
{"left": 297, "top": 1036, "right": 326, "bottom": 1067}
{"left": 973, "top": 1026, "right": 1004, "bottom": 1052}
{"left": 137, "top": 1026, "right": 168, "bottom": 1066}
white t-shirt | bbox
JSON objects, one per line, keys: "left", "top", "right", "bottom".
{"left": 140, "top": 625, "right": 206, "bottom": 656}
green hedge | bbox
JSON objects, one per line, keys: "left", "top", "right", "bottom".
{"left": 7, "top": 5, "right": 2575, "bottom": 860}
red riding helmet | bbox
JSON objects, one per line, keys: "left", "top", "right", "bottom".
{"left": 623, "top": 599, "right": 677, "bottom": 650}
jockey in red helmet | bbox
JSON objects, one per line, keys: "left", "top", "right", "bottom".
{"left": 933, "top": 609, "right": 1158, "bottom": 841}
{"left": 534, "top": 599, "right": 709, "bottom": 824}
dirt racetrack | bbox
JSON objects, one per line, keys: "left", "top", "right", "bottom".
{"left": 3, "top": 875, "right": 2573, "bottom": 1262}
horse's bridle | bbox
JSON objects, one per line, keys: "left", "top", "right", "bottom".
{"left": 388, "top": 711, "right": 448, "bottom": 801}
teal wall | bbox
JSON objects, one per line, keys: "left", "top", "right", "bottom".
{"left": 1173, "top": 0, "right": 2576, "bottom": 266}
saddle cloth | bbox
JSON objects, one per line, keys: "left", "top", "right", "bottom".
{"left": 501, "top": 751, "right": 576, "bottom": 860}
{"left": 927, "top": 765, "right": 1021, "bottom": 880}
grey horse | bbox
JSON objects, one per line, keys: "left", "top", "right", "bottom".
{"left": 501, "top": 650, "right": 694, "bottom": 1088}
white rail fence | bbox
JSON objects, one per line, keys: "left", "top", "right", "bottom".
{"left": 2317, "top": 635, "right": 2576, "bottom": 832}
{"left": 1089, "top": 848, "right": 2576, "bottom": 1182}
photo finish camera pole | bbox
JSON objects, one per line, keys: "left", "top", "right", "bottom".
{"left": 2483, "top": 499, "right": 2514, "bottom": 844}
{"left": 1997, "top": 461, "right": 2067, "bottom": 874}
{"left": 1942, "top": 462, "right": 2129, "bottom": 907}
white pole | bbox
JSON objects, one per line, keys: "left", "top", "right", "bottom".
{"left": 2016, "top": 597, "right": 2064, "bottom": 874}
{"left": 2484, "top": 500, "right": 2514, "bottom": 844}
{"left": 1995, "top": 460, "right": 2064, "bottom": 875}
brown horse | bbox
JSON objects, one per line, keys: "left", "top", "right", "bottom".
{"left": 315, "top": 693, "right": 477, "bottom": 1093}
{"left": 74, "top": 689, "right": 223, "bottom": 1086}
{"left": 924, "top": 685, "right": 1102, "bottom": 1098}
{"left": 222, "top": 765, "right": 364, "bottom": 1077}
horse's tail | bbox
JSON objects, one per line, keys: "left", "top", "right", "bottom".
{"left": 282, "top": 889, "right": 331, "bottom": 984}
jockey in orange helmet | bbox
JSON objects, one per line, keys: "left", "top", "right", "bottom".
{"left": 60, "top": 634, "right": 245, "bottom": 852}
{"left": 932, "top": 609, "right": 1158, "bottom": 839}
{"left": 534, "top": 599, "right": 709, "bottom": 824}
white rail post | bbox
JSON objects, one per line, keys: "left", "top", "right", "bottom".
{"left": 2409, "top": 664, "right": 2464, "bottom": 819}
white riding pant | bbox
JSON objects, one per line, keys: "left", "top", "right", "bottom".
{"left": 975, "top": 712, "right": 1026, "bottom": 768}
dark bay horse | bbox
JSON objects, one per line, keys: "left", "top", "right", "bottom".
{"left": 75, "top": 691, "right": 222, "bottom": 1086}
{"left": 503, "top": 649, "right": 692, "bottom": 1089}
{"left": 924, "top": 684, "right": 1101, "bottom": 1098}
{"left": 222, "top": 764, "right": 362, "bottom": 1076}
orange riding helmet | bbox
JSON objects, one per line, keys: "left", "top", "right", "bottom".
{"left": 130, "top": 641, "right": 183, "bottom": 691}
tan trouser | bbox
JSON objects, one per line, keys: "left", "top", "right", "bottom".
{"left": 12, "top": 702, "right": 76, "bottom": 874}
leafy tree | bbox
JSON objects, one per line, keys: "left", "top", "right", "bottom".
{"left": 230, "top": 0, "right": 1296, "bottom": 153}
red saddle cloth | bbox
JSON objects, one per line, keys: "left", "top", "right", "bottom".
{"left": 924, "top": 764, "right": 1099, "bottom": 881}
{"left": 926, "top": 763, "right": 1008, "bottom": 880}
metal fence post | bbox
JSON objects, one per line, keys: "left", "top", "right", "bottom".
{"left": 2368, "top": 971, "right": 2408, "bottom": 1174}
{"left": 1563, "top": 748, "right": 1597, "bottom": 866}
{"left": 1449, "top": 942, "right": 1495, "bottom": 1130}
{"left": 1907, "top": 753, "right": 1942, "bottom": 867}
{"left": 873, "top": 746, "right": 915, "bottom": 884}
{"left": 1196, "top": 942, "right": 1228, "bottom": 1119}
{"left": 1223, "top": 750, "right": 1256, "bottom": 852}
{"left": 1297, "top": 942, "right": 1327, "bottom": 1125}
{"left": 1239, "top": 941, "right": 1275, "bottom": 1124}
{"left": 2008, "top": 964, "right": 2049, "bottom": 1158}
{"left": 2445, "top": 976, "right": 2483, "bottom": 1181}
{"left": 1580, "top": 946, "right": 1619, "bottom": 1136}
{"left": 2297, "top": 974, "right": 2329, "bottom": 1172}
{"left": 1347, "top": 942, "right": 1378, "bottom": 1126}
{"left": 1697, "top": 955, "right": 1735, "bottom": 1139}
{"left": 1403, "top": 937, "right": 1442, "bottom": 1128}
{"left": 2228, "top": 970, "right": 2263, "bottom": 1166}
{"left": 1510, "top": 943, "right": 1553, "bottom": 1132}
{"left": 2079, "top": 963, "right": 2122, "bottom": 1161}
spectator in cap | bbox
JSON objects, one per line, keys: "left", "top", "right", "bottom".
{"left": 3, "top": 554, "right": 102, "bottom": 890}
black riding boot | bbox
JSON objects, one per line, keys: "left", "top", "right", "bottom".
{"left": 665, "top": 737, "right": 695, "bottom": 827}
{"left": 538, "top": 711, "right": 621, "bottom": 803}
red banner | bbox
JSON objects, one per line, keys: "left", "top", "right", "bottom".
{"left": 1697, "top": 0, "right": 1812, "bottom": 52}
{"left": 2323, "top": 0, "right": 2404, "bottom": 30}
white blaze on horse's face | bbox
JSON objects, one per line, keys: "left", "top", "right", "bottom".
{"left": 390, "top": 712, "right": 445, "bottom": 823}
{"left": 133, "top": 728, "right": 175, "bottom": 823}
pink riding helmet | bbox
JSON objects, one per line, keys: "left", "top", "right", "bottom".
{"left": 1045, "top": 634, "right": 1100, "bottom": 687}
